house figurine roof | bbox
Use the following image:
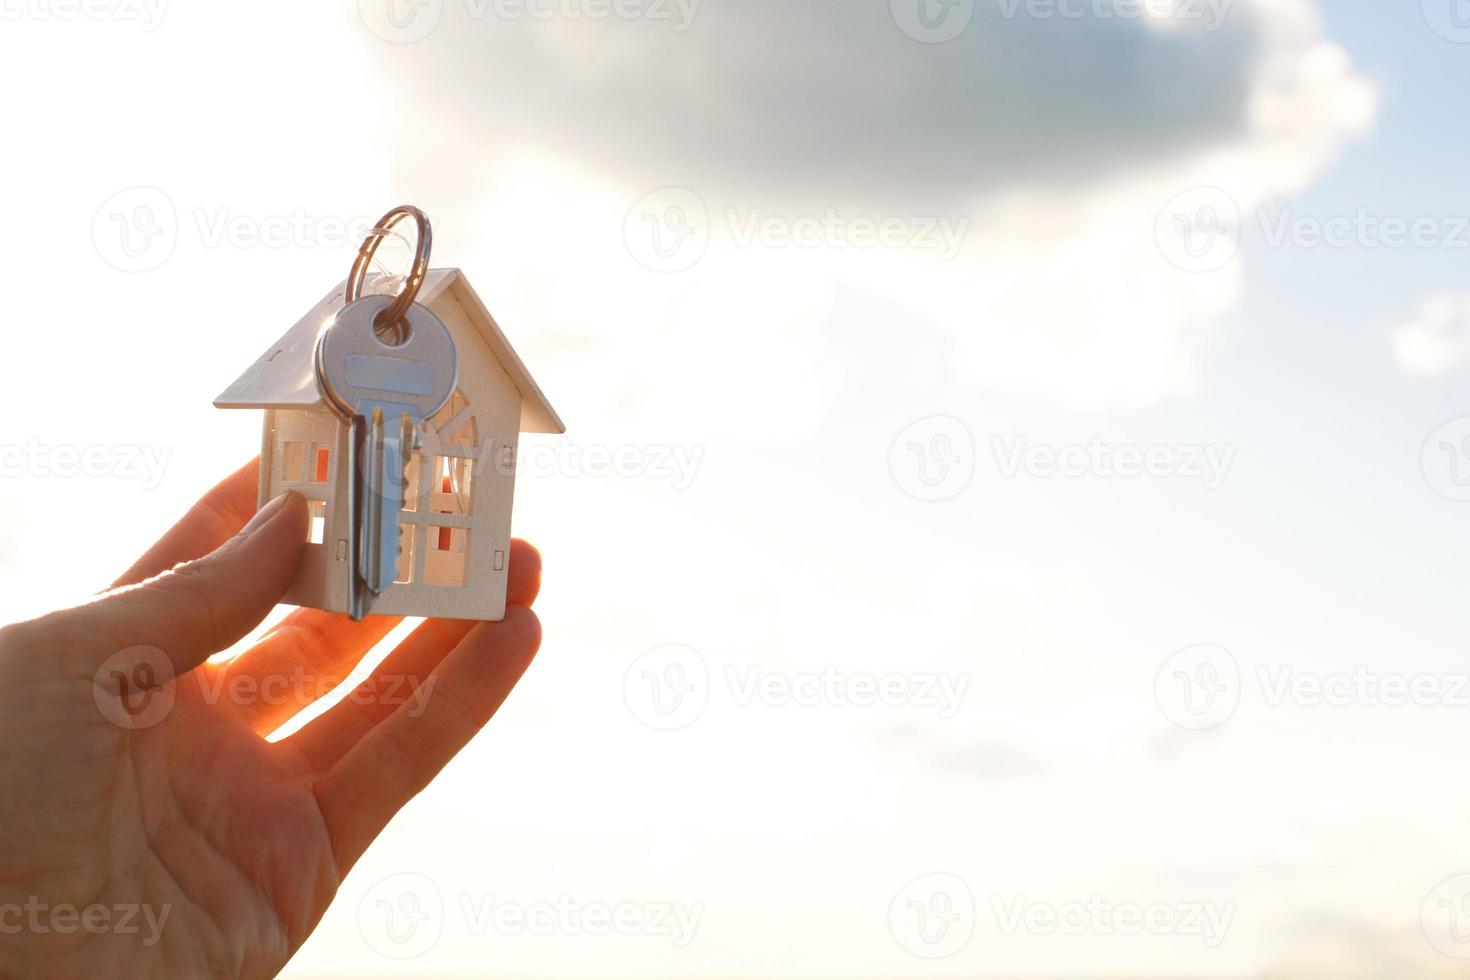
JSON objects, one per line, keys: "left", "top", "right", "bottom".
{"left": 214, "top": 268, "right": 564, "bottom": 434}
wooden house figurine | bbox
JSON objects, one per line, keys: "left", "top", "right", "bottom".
{"left": 215, "top": 269, "right": 563, "bottom": 621}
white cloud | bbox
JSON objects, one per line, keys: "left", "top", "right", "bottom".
{"left": 368, "top": 0, "right": 1375, "bottom": 426}
{"left": 844, "top": 1, "right": 1377, "bottom": 409}
{"left": 1394, "top": 292, "right": 1470, "bottom": 375}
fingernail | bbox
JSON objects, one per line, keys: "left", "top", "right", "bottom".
{"left": 241, "top": 492, "right": 295, "bottom": 536}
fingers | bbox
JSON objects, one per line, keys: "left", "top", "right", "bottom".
{"left": 216, "top": 609, "right": 402, "bottom": 735}
{"left": 314, "top": 606, "right": 542, "bottom": 875}
{"left": 281, "top": 539, "right": 543, "bottom": 766}
{"left": 227, "top": 539, "right": 542, "bottom": 735}
{"left": 73, "top": 491, "right": 310, "bottom": 680}
{"left": 283, "top": 617, "right": 476, "bottom": 769}
{"left": 503, "top": 539, "right": 543, "bottom": 608}
{"left": 112, "top": 459, "right": 260, "bottom": 589}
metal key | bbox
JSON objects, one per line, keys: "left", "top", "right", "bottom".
{"left": 315, "top": 293, "right": 459, "bottom": 619}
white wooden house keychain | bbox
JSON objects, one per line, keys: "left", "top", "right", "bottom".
{"left": 215, "top": 205, "right": 564, "bottom": 621}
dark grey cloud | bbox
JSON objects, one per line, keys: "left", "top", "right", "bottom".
{"left": 374, "top": 0, "right": 1263, "bottom": 204}
{"left": 879, "top": 723, "right": 1049, "bottom": 779}
{"left": 1261, "top": 910, "right": 1436, "bottom": 979}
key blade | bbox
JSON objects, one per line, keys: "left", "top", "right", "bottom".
{"left": 346, "top": 417, "right": 367, "bottom": 620}
{"left": 360, "top": 408, "right": 385, "bottom": 598}
{"left": 367, "top": 409, "right": 411, "bottom": 597}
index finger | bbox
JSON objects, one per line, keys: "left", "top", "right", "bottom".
{"left": 111, "top": 458, "right": 261, "bottom": 588}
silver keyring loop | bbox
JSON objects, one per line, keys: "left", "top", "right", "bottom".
{"left": 345, "top": 205, "right": 433, "bottom": 332}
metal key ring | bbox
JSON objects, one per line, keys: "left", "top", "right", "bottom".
{"left": 345, "top": 205, "right": 433, "bottom": 335}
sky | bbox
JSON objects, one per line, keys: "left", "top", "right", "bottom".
{"left": 3, "top": 1, "right": 1470, "bottom": 977}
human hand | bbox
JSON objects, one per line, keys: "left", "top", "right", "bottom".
{"left": 0, "top": 460, "right": 543, "bottom": 979}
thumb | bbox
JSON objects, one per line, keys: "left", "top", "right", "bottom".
{"left": 70, "top": 490, "right": 310, "bottom": 679}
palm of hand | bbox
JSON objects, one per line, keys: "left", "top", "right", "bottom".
{"left": 0, "top": 461, "right": 542, "bottom": 979}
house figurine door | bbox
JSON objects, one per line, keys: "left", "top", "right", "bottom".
{"left": 215, "top": 268, "right": 563, "bottom": 622}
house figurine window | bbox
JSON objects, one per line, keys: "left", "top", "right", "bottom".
{"left": 271, "top": 413, "right": 337, "bottom": 547}
{"left": 399, "top": 393, "right": 478, "bottom": 588}
{"left": 213, "top": 267, "right": 564, "bottom": 622}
